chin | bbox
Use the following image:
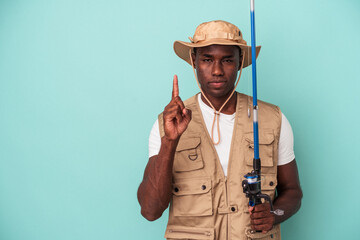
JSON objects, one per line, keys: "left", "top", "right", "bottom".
{"left": 207, "top": 90, "right": 232, "bottom": 99}
{"left": 201, "top": 84, "right": 235, "bottom": 99}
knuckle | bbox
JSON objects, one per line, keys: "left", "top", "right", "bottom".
{"left": 168, "top": 100, "right": 175, "bottom": 106}
{"left": 167, "top": 105, "right": 177, "bottom": 112}
{"left": 164, "top": 102, "right": 174, "bottom": 111}
{"left": 175, "top": 96, "right": 184, "bottom": 105}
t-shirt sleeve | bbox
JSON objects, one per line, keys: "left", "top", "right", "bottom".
{"left": 278, "top": 113, "right": 295, "bottom": 166}
{"left": 148, "top": 119, "right": 161, "bottom": 158}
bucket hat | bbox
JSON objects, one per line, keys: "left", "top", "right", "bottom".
{"left": 174, "top": 20, "right": 261, "bottom": 68}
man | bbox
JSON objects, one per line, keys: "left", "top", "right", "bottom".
{"left": 138, "top": 20, "right": 302, "bottom": 240}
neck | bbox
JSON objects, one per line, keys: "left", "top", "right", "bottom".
{"left": 201, "top": 91, "right": 237, "bottom": 115}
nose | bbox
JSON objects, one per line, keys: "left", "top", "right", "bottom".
{"left": 212, "top": 61, "right": 224, "bottom": 76}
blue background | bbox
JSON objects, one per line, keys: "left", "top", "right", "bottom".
{"left": 0, "top": 0, "right": 359, "bottom": 239}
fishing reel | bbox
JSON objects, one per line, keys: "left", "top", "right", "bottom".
{"left": 242, "top": 167, "right": 284, "bottom": 216}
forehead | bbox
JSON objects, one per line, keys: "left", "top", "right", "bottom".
{"left": 195, "top": 45, "right": 239, "bottom": 56}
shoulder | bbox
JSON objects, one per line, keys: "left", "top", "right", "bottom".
{"left": 239, "top": 93, "right": 282, "bottom": 138}
{"left": 258, "top": 99, "right": 281, "bottom": 117}
{"left": 239, "top": 92, "right": 281, "bottom": 120}
{"left": 183, "top": 94, "right": 199, "bottom": 109}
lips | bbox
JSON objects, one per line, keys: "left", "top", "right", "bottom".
{"left": 209, "top": 81, "right": 226, "bottom": 88}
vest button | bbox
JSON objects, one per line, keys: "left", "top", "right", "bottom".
{"left": 174, "top": 187, "right": 179, "bottom": 192}
{"left": 201, "top": 185, "right": 206, "bottom": 190}
{"left": 231, "top": 207, "right": 236, "bottom": 212}
{"left": 269, "top": 181, "right": 274, "bottom": 186}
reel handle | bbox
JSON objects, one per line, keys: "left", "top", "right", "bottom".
{"left": 257, "top": 194, "right": 284, "bottom": 216}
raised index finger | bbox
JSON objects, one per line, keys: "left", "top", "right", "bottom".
{"left": 172, "top": 74, "right": 179, "bottom": 99}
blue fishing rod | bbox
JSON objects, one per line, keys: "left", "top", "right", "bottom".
{"left": 242, "top": 0, "right": 284, "bottom": 217}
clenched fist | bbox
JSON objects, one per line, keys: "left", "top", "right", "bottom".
{"left": 163, "top": 75, "right": 192, "bottom": 141}
{"left": 249, "top": 202, "right": 275, "bottom": 233}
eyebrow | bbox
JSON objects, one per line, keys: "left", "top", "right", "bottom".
{"left": 200, "top": 54, "right": 235, "bottom": 58}
{"left": 222, "top": 55, "right": 235, "bottom": 58}
{"left": 201, "top": 54, "right": 214, "bottom": 58}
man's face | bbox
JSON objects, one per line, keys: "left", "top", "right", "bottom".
{"left": 192, "top": 45, "right": 242, "bottom": 99}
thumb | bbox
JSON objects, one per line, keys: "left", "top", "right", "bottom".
{"left": 248, "top": 205, "right": 254, "bottom": 215}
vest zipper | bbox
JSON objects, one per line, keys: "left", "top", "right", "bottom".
{"left": 168, "top": 229, "right": 212, "bottom": 236}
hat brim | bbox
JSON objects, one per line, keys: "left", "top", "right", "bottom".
{"left": 174, "top": 39, "right": 261, "bottom": 68}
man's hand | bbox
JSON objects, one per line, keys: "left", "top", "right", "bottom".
{"left": 163, "top": 75, "right": 192, "bottom": 141}
{"left": 249, "top": 202, "right": 275, "bottom": 233}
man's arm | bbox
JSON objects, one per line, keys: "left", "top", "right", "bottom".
{"left": 249, "top": 159, "right": 303, "bottom": 232}
{"left": 137, "top": 137, "right": 178, "bottom": 221}
{"left": 137, "top": 75, "right": 191, "bottom": 221}
{"left": 273, "top": 159, "right": 303, "bottom": 224}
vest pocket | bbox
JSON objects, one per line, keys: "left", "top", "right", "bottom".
{"left": 174, "top": 137, "right": 204, "bottom": 172}
{"left": 245, "top": 224, "right": 281, "bottom": 239}
{"left": 244, "top": 131, "right": 275, "bottom": 168}
{"left": 261, "top": 173, "right": 277, "bottom": 201}
{"left": 165, "top": 225, "right": 214, "bottom": 240}
{"left": 172, "top": 177, "right": 213, "bottom": 216}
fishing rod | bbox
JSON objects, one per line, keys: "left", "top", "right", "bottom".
{"left": 242, "top": 0, "right": 284, "bottom": 217}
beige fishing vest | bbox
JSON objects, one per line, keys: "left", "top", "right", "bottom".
{"left": 158, "top": 92, "right": 282, "bottom": 240}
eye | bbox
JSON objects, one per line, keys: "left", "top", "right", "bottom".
{"left": 223, "top": 59, "right": 233, "bottom": 63}
{"left": 203, "top": 59, "right": 212, "bottom": 63}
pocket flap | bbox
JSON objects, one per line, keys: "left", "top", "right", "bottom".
{"left": 172, "top": 178, "right": 211, "bottom": 196}
{"left": 246, "top": 154, "right": 274, "bottom": 167}
{"left": 261, "top": 174, "right": 277, "bottom": 190}
{"left": 165, "top": 225, "right": 215, "bottom": 240}
{"left": 176, "top": 137, "right": 201, "bottom": 151}
{"left": 245, "top": 224, "right": 280, "bottom": 239}
{"left": 245, "top": 130, "right": 275, "bottom": 168}
{"left": 245, "top": 131, "right": 274, "bottom": 145}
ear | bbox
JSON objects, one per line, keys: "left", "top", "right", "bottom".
{"left": 238, "top": 53, "right": 244, "bottom": 70}
{"left": 191, "top": 53, "right": 196, "bottom": 68}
